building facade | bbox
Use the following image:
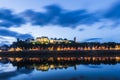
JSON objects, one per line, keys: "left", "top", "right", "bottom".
{"left": 36, "top": 36, "right": 49, "bottom": 44}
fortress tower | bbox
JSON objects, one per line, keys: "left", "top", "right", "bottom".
{"left": 74, "top": 37, "right": 76, "bottom": 42}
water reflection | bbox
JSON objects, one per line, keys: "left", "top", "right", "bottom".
{"left": 0, "top": 57, "right": 120, "bottom": 80}
{"left": 0, "top": 57, "right": 120, "bottom": 71}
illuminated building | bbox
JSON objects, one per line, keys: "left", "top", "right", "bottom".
{"left": 9, "top": 47, "right": 22, "bottom": 51}
{"left": 49, "top": 38, "right": 54, "bottom": 43}
{"left": 49, "top": 38, "right": 72, "bottom": 44}
{"left": 115, "top": 45, "right": 120, "bottom": 50}
{"left": 36, "top": 65, "right": 49, "bottom": 71}
{"left": 36, "top": 36, "right": 49, "bottom": 44}
{"left": 9, "top": 48, "right": 15, "bottom": 51}
{"left": 25, "top": 36, "right": 74, "bottom": 45}
{"left": 15, "top": 47, "right": 22, "bottom": 51}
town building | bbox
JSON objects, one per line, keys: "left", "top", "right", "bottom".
{"left": 115, "top": 45, "right": 120, "bottom": 50}
{"left": 49, "top": 38, "right": 71, "bottom": 44}
{"left": 36, "top": 36, "right": 49, "bottom": 44}
{"left": 25, "top": 36, "right": 75, "bottom": 44}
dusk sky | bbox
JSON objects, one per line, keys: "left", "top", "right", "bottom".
{"left": 0, "top": 0, "right": 120, "bottom": 45}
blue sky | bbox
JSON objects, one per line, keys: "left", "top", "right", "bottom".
{"left": 0, "top": 0, "right": 120, "bottom": 45}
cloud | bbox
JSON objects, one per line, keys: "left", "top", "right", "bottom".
{"left": 22, "top": 4, "right": 99, "bottom": 28}
{"left": 0, "top": 69, "right": 33, "bottom": 80}
{"left": 104, "top": 2, "right": 120, "bottom": 20}
{"left": 0, "top": 36, "right": 16, "bottom": 45}
{"left": 57, "top": 10, "right": 98, "bottom": 27}
{"left": 0, "top": 41, "right": 10, "bottom": 45}
{"left": 1, "top": 4, "right": 118, "bottom": 29}
{"left": 79, "top": 28, "right": 85, "bottom": 31}
{"left": 97, "top": 2, "right": 120, "bottom": 29}
{"left": 84, "top": 38, "right": 102, "bottom": 42}
{"left": 0, "top": 36, "right": 5, "bottom": 40}
{"left": 0, "top": 4, "right": 119, "bottom": 30}
{"left": 0, "top": 8, "right": 26, "bottom": 27}
{"left": 0, "top": 29, "right": 33, "bottom": 39}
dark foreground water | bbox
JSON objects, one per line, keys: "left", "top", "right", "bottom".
{"left": 0, "top": 57, "right": 120, "bottom": 80}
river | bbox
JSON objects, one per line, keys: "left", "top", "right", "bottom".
{"left": 0, "top": 57, "right": 120, "bottom": 80}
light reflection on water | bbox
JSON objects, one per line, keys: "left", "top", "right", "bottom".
{"left": 0, "top": 57, "right": 120, "bottom": 80}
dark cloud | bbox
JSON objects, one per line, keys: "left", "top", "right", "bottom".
{"left": 0, "top": 8, "right": 26, "bottom": 27}
{"left": 97, "top": 2, "right": 120, "bottom": 30}
{"left": 0, "top": 4, "right": 119, "bottom": 29}
{"left": 0, "top": 29, "right": 33, "bottom": 39}
{"left": 22, "top": 10, "right": 47, "bottom": 26}
{"left": 96, "top": 2, "right": 120, "bottom": 30}
{"left": 22, "top": 5, "right": 99, "bottom": 28}
{"left": 79, "top": 28, "right": 85, "bottom": 31}
{"left": 58, "top": 10, "right": 98, "bottom": 28}
{"left": 22, "top": 5, "right": 62, "bottom": 26}
{"left": 104, "top": 2, "right": 120, "bottom": 20}
{"left": 84, "top": 38, "right": 102, "bottom": 42}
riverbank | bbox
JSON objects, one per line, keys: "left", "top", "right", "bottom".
{"left": 0, "top": 50, "right": 120, "bottom": 58}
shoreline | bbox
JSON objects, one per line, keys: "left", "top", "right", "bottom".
{"left": 0, "top": 50, "right": 120, "bottom": 58}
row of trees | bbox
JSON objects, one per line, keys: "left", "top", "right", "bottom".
{"left": 10, "top": 40, "right": 120, "bottom": 50}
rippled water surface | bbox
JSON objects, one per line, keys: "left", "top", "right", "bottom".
{"left": 0, "top": 57, "right": 120, "bottom": 80}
